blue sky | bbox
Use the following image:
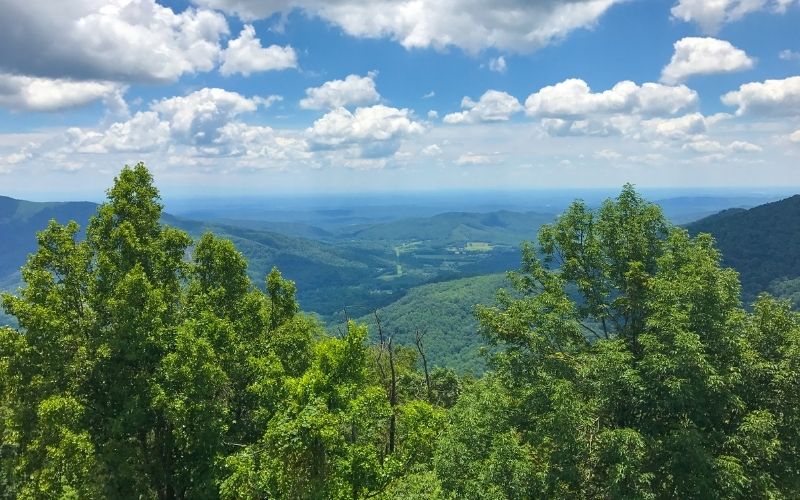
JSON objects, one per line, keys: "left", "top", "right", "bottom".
{"left": 0, "top": 0, "right": 799, "bottom": 199}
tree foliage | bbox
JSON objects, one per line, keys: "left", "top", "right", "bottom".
{"left": 2, "top": 169, "right": 799, "bottom": 498}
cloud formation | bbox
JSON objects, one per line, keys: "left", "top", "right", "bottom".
{"left": 722, "top": 76, "right": 800, "bottom": 116}
{"left": 300, "top": 73, "right": 381, "bottom": 110}
{"left": 0, "top": 74, "right": 125, "bottom": 112}
{"left": 671, "top": 0, "right": 798, "bottom": 33}
{"left": 443, "top": 90, "right": 522, "bottom": 124}
{"left": 525, "top": 79, "right": 698, "bottom": 118}
{"left": 220, "top": 25, "right": 297, "bottom": 76}
{"left": 307, "top": 105, "right": 424, "bottom": 158}
{"left": 661, "top": 37, "right": 755, "bottom": 84}
{"left": 193, "top": 0, "right": 625, "bottom": 53}
{"left": 0, "top": 0, "right": 229, "bottom": 84}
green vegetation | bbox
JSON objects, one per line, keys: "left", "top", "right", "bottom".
{"left": 0, "top": 196, "right": 97, "bottom": 280}
{"left": 1, "top": 199, "right": 545, "bottom": 328}
{"left": 342, "top": 210, "right": 556, "bottom": 247}
{"left": 339, "top": 274, "right": 509, "bottom": 373}
{"left": 2, "top": 167, "right": 800, "bottom": 498}
{"left": 687, "top": 195, "right": 800, "bottom": 305}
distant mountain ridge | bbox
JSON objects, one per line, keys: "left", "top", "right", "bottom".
{"left": 687, "top": 194, "right": 800, "bottom": 304}
{"left": 0, "top": 195, "right": 98, "bottom": 278}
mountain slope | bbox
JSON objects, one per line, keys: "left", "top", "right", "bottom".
{"left": 0, "top": 196, "right": 98, "bottom": 278}
{"left": 339, "top": 273, "right": 510, "bottom": 373}
{"left": 686, "top": 195, "right": 800, "bottom": 304}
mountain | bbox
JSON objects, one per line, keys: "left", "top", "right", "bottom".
{"left": 163, "top": 215, "right": 397, "bottom": 317}
{"left": 654, "top": 195, "right": 779, "bottom": 224}
{"left": 686, "top": 195, "right": 800, "bottom": 305}
{"left": 338, "top": 210, "right": 555, "bottom": 246}
{"left": 339, "top": 273, "right": 510, "bottom": 374}
{"left": 0, "top": 196, "right": 98, "bottom": 279}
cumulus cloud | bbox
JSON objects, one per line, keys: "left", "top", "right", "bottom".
{"left": 780, "top": 49, "right": 800, "bottom": 61}
{"left": 722, "top": 76, "right": 800, "bottom": 116}
{"left": 443, "top": 90, "right": 522, "bottom": 124}
{"left": 489, "top": 56, "right": 507, "bottom": 73}
{"left": 642, "top": 113, "right": 710, "bottom": 140}
{"left": 661, "top": 37, "right": 754, "bottom": 84}
{"left": 0, "top": 0, "right": 229, "bottom": 84}
{"left": 66, "top": 111, "right": 170, "bottom": 154}
{"left": 790, "top": 129, "right": 800, "bottom": 142}
{"left": 684, "top": 138, "right": 762, "bottom": 154}
{"left": 212, "top": 122, "right": 309, "bottom": 161}
{"left": 300, "top": 73, "right": 380, "bottom": 110}
{"left": 525, "top": 79, "right": 698, "bottom": 118}
{"left": 456, "top": 153, "right": 495, "bottom": 166}
{"left": 220, "top": 25, "right": 297, "bottom": 76}
{"left": 57, "top": 86, "right": 306, "bottom": 168}
{"left": 0, "top": 142, "right": 39, "bottom": 173}
{"left": 594, "top": 148, "right": 623, "bottom": 160}
{"left": 151, "top": 87, "right": 270, "bottom": 146}
{"left": 0, "top": 73, "right": 125, "bottom": 112}
{"left": 671, "top": 0, "right": 798, "bottom": 34}
{"left": 307, "top": 105, "right": 424, "bottom": 158}
{"left": 193, "top": 0, "right": 625, "bottom": 53}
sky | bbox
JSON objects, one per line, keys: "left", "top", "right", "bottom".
{"left": 0, "top": 0, "right": 799, "bottom": 199}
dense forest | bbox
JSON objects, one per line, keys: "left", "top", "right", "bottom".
{"left": 687, "top": 195, "right": 800, "bottom": 305}
{"left": 2, "top": 163, "right": 800, "bottom": 498}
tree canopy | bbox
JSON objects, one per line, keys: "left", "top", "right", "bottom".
{"left": 2, "top": 167, "right": 799, "bottom": 498}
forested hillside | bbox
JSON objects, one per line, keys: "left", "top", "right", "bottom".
{"left": 341, "top": 274, "right": 508, "bottom": 373}
{"left": 0, "top": 196, "right": 97, "bottom": 279}
{"left": 2, "top": 164, "right": 800, "bottom": 498}
{"left": 687, "top": 195, "right": 800, "bottom": 305}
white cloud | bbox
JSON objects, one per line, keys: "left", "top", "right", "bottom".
{"left": 0, "top": 73, "right": 125, "bottom": 112}
{"left": 642, "top": 113, "right": 709, "bottom": 140}
{"left": 66, "top": 111, "right": 169, "bottom": 153}
{"left": 594, "top": 148, "right": 622, "bottom": 160}
{"left": 729, "top": 140, "right": 763, "bottom": 152}
{"left": 192, "top": 0, "right": 290, "bottom": 21}
{"left": 489, "top": 56, "right": 507, "bottom": 73}
{"left": 456, "top": 153, "right": 495, "bottom": 166}
{"left": 0, "top": 0, "right": 229, "bottom": 84}
{"left": 427, "top": 110, "right": 439, "bottom": 119}
{"left": 722, "top": 76, "right": 800, "bottom": 116}
{"left": 780, "top": 49, "right": 800, "bottom": 61}
{"left": 525, "top": 79, "right": 698, "bottom": 118}
{"left": 443, "top": 90, "right": 522, "bottom": 124}
{"left": 661, "top": 37, "right": 754, "bottom": 84}
{"left": 192, "top": 0, "right": 625, "bottom": 53}
{"left": 0, "top": 142, "right": 39, "bottom": 173}
{"left": 300, "top": 73, "right": 380, "bottom": 110}
{"left": 151, "top": 87, "right": 269, "bottom": 146}
{"left": 423, "top": 91, "right": 436, "bottom": 99}
{"left": 671, "top": 0, "right": 798, "bottom": 34}
{"left": 790, "top": 129, "right": 800, "bottom": 142}
{"left": 421, "top": 144, "right": 442, "bottom": 156}
{"left": 220, "top": 25, "right": 297, "bottom": 76}
{"left": 212, "top": 122, "right": 310, "bottom": 161}
{"left": 683, "top": 138, "right": 761, "bottom": 154}
{"left": 307, "top": 105, "right": 424, "bottom": 158}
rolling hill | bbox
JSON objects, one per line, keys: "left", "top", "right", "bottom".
{"left": 0, "top": 195, "right": 97, "bottom": 279}
{"left": 686, "top": 195, "right": 800, "bottom": 305}
{"left": 338, "top": 273, "right": 510, "bottom": 373}
{"left": 338, "top": 210, "right": 555, "bottom": 246}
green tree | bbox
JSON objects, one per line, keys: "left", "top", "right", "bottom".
{"left": 471, "top": 186, "right": 800, "bottom": 499}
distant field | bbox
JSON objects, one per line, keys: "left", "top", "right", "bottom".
{"left": 465, "top": 242, "right": 493, "bottom": 252}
